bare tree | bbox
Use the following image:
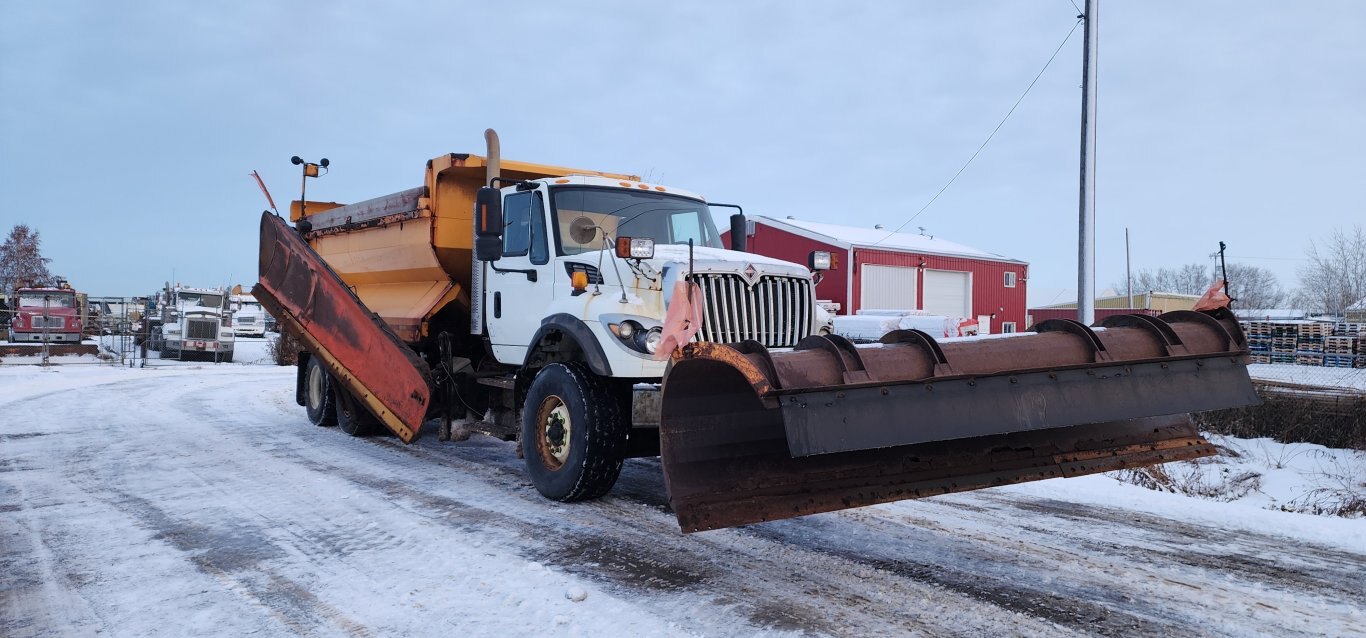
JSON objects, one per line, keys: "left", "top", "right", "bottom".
{"left": 1117, "top": 263, "right": 1212, "bottom": 297}
{"left": 1222, "top": 263, "right": 1287, "bottom": 310}
{"left": 1297, "top": 225, "right": 1366, "bottom": 316}
{"left": 0, "top": 224, "right": 54, "bottom": 293}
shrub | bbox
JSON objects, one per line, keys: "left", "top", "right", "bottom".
{"left": 268, "top": 329, "right": 302, "bottom": 366}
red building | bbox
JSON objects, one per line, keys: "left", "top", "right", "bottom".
{"left": 724, "top": 216, "right": 1029, "bottom": 335}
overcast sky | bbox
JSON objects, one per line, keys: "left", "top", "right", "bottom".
{"left": 2, "top": 1, "right": 1362, "bottom": 305}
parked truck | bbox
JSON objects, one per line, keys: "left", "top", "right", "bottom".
{"left": 229, "top": 291, "right": 268, "bottom": 338}
{"left": 256, "top": 129, "right": 1260, "bottom": 532}
{"left": 152, "top": 284, "right": 236, "bottom": 361}
{"left": 7, "top": 280, "right": 83, "bottom": 343}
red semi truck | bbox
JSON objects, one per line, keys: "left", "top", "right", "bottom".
{"left": 7, "top": 281, "right": 84, "bottom": 343}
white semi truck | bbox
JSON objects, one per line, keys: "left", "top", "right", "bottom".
{"left": 153, "top": 284, "right": 236, "bottom": 362}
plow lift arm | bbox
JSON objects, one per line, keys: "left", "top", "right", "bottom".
{"left": 659, "top": 310, "right": 1260, "bottom": 532}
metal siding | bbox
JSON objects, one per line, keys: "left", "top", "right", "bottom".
{"left": 725, "top": 224, "right": 848, "bottom": 313}
{"left": 852, "top": 248, "right": 1028, "bottom": 334}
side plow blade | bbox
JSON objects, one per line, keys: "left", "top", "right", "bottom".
{"left": 253, "top": 212, "right": 433, "bottom": 442}
{"left": 659, "top": 310, "right": 1260, "bottom": 532}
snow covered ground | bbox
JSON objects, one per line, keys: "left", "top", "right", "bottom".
{"left": 1248, "top": 363, "right": 1366, "bottom": 391}
{"left": 3, "top": 342, "right": 1364, "bottom": 637}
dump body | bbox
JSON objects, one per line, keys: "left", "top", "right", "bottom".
{"left": 291, "top": 154, "right": 639, "bottom": 343}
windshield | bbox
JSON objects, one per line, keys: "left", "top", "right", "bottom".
{"left": 18, "top": 293, "right": 75, "bottom": 308}
{"left": 177, "top": 293, "right": 223, "bottom": 307}
{"left": 551, "top": 186, "right": 722, "bottom": 255}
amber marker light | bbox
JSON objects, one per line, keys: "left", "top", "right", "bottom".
{"left": 571, "top": 271, "right": 589, "bottom": 292}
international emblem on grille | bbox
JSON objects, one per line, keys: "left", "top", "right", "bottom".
{"left": 742, "top": 263, "right": 758, "bottom": 284}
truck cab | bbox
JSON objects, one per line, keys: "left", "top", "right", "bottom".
{"left": 229, "top": 294, "right": 268, "bottom": 337}
{"left": 8, "top": 283, "right": 83, "bottom": 343}
{"left": 479, "top": 175, "right": 817, "bottom": 378}
{"left": 153, "top": 284, "right": 236, "bottom": 361}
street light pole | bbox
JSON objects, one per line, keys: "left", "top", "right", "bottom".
{"left": 1077, "top": 0, "right": 1100, "bottom": 325}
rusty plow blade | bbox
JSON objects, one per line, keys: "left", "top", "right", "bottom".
{"left": 253, "top": 212, "right": 432, "bottom": 442}
{"left": 659, "top": 310, "right": 1260, "bottom": 532}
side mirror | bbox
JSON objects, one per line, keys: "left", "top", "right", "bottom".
{"left": 475, "top": 187, "right": 503, "bottom": 238}
{"left": 475, "top": 235, "right": 502, "bottom": 263}
{"left": 808, "top": 250, "right": 832, "bottom": 271}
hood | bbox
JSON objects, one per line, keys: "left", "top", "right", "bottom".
{"left": 559, "top": 245, "right": 812, "bottom": 292}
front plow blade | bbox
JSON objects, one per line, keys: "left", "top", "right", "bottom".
{"left": 254, "top": 212, "right": 432, "bottom": 442}
{"left": 659, "top": 310, "right": 1259, "bottom": 532}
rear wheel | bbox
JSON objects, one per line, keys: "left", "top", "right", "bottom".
{"left": 304, "top": 356, "right": 336, "bottom": 426}
{"left": 334, "top": 384, "right": 379, "bottom": 437}
{"left": 520, "top": 362, "right": 628, "bottom": 502}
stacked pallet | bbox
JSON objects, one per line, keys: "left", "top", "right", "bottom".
{"left": 1244, "top": 320, "right": 1272, "bottom": 364}
{"left": 1295, "top": 322, "right": 1327, "bottom": 366}
{"left": 1324, "top": 336, "right": 1356, "bottom": 368}
{"left": 1270, "top": 323, "right": 1297, "bottom": 364}
{"left": 1334, "top": 322, "right": 1363, "bottom": 337}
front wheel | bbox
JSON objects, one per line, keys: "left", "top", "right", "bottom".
{"left": 520, "top": 362, "right": 628, "bottom": 502}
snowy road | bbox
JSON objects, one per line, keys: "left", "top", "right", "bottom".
{"left": 3, "top": 362, "right": 1364, "bottom": 637}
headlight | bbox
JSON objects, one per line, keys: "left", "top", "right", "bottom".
{"left": 637, "top": 327, "right": 663, "bottom": 354}
{"left": 606, "top": 319, "right": 662, "bottom": 355}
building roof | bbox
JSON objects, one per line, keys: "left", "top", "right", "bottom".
{"left": 1235, "top": 308, "right": 1308, "bottom": 320}
{"left": 752, "top": 216, "right": 1026, "bottom": 265}
{"left": 1033, "top": 291, "right": 1200, "bottom": 310}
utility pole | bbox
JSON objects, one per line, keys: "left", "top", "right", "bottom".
{"left": 1125, "top": 227, "right": 1132, "bottom": 308}
{"left": 1077, "top": 0, "right": 1099, "bottom": 325}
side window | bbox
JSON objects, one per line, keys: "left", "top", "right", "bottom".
{"left": 502, "top": 192, "right": 547, "bottom": 264}
{"left": 1004, "top": 271, "right": 1017, "bottom": 288}
{"left": 1002, "top": 322, "right": 1017, "bottom": 334}
{"left": 502, "top": 193, "right": 531, "bottom": 257}
{"left": 528, "top": 193, "right": 548, "bottom": 265}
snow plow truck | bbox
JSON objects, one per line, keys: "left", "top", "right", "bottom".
{"left": 255, "top": 129, "right": 1260, "bottom": 533}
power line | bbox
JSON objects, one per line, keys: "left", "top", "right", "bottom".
{"left": 872, "top": 17, "right": 1083, "bottom": 246}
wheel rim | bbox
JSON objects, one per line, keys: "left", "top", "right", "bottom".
{"left": 307, "top": 364, "right": 324, "bottom": 410}
{"left": 534, "top": 395, "right": 572, "bottom": 470}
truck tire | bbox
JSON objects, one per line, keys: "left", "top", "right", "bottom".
{"left": 219, "top": 351, "right": 234, "bottom": 363}
{"left": 520, "top": 362, "right": 628, "bottom": 502}
{"left": 334, "top": 385, "right": 379, "bottom": 437}
{"left": 304, "top": 357, "right": 336, "bottom": 426}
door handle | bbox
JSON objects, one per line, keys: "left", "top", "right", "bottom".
{"left": 494, "top": 291, "right": 502, "bottom": 318}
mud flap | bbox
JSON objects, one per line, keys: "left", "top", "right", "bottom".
{"left": 254, "top": 212, "right": 432, "bottom": 442}
{"left": 658, "top": 310, "right": 1260, "bottom": 532}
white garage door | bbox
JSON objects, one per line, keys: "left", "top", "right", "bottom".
{"left": 860, "top": 264, "right": 918, "bottom": 312}
{"left": 922, "top": 269, "right": 971, "bottom": 317}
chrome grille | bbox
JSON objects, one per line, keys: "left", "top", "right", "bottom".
{"left": 187, "top": 318, "right": 218, "bottom": 340}
{"left": 238, "top": 316, "right": 257, "bottom": 324}
{"left": 688, "top": 274, "right": 813, "bottom": 347}
{"left": 31, "top": 316, "right": 65, "bottom": 329}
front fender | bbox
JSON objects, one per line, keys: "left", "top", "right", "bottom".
{"left": 524, "top": 313, "right": 613, "bottom": 377}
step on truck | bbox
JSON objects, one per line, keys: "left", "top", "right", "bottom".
{"left": 256, "top": 129, "right": 1260, "bottom": 532}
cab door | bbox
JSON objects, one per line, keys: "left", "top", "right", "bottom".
{"left": 484, "top": 188, "right": 554, "bottom": 363}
